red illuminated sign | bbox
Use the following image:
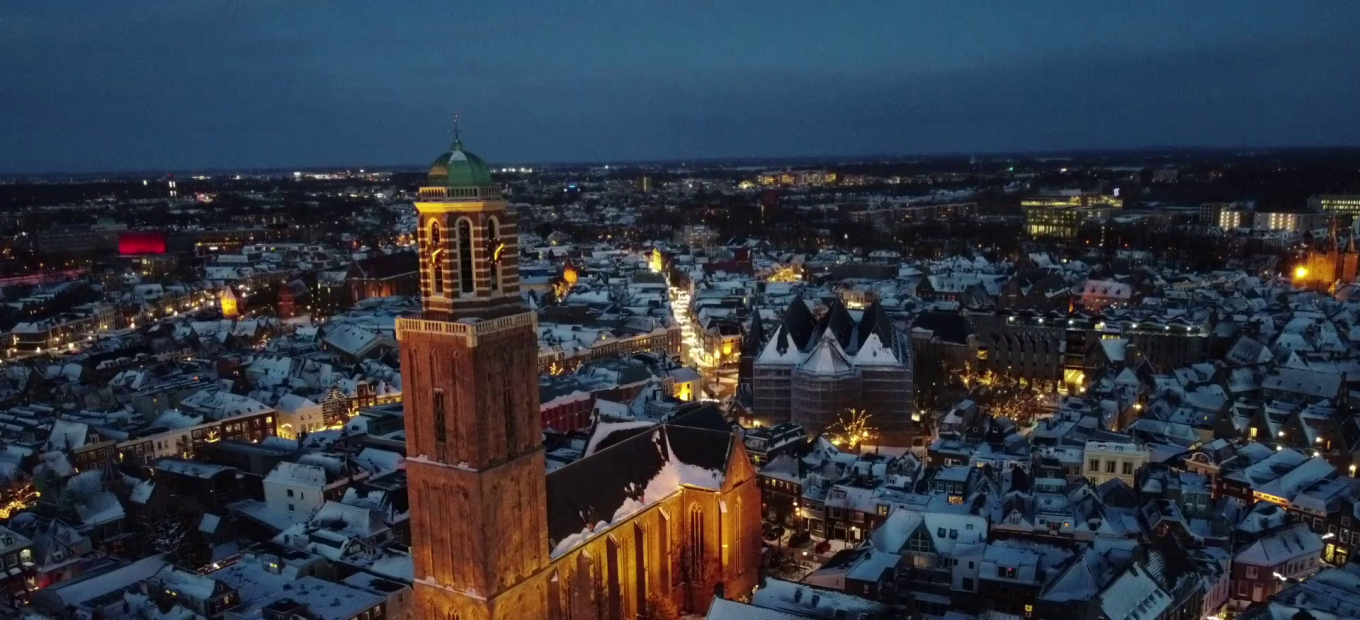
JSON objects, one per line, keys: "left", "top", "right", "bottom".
{"left": 119, "top": 231, "right": 167, "bottom": 255}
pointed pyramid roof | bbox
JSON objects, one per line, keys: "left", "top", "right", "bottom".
{"left": 779, "top": 294, "right": 818, "bottom": 352}
{"left": 853, "top": 332, "right": 899, "bottom": 367}
{"left": 757, "top": 324, "right": 803, "bottom": 365}
{"left": 798, "top": 331, "right": 856, "bottom": 376}
{"left": 742, "top": 300, "right": 767, "bottom": 356}
{"left": 823, "top": 298, "right": 855, "bottom": 348}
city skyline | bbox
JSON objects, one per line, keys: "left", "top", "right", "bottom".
{"left": 3, "top": 1, "right": 1360, "bottom": 174}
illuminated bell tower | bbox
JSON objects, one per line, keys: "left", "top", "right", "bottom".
{"left": 416, "top": 133, "right": 523, "bottom": 321}
{"left": 400, "top": 130, "right": 549, "bottom": 620}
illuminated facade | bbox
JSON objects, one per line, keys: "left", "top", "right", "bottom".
{"left": 1082, "top": 439, "right": 1148, "bottom": 486}
{"left": 1309, "top": 194, "right": 1360, "bottom": 215}
{"left": 756, "top": 169, "right": 838, "bottom": 186}
{"left": 1218, "top": 208, "right": 1245, "bottom": 229}
{"left": 1021, "top": 192, "right": 1121, "bottom": 239}
{"left": 1294, "top": 236, "right": 1359, "bottom": 291}
{"left": 220, "top": 287, "right": 240, "bottom": 318}
{"left": 1021, "top": 192, "right": 1123, "bottom": 210}
{"left": 1023, "top": 205, "right": 1114, "bottom": 239}
{"left": 401, "top": 133, "right": 759, "bottom": 620}
{"left": 1251, "top": 211, "right": 1326, "bottom": 232}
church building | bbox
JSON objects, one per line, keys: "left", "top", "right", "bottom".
{"left": 399, "top": 131, "right": 761, "bottom": 620}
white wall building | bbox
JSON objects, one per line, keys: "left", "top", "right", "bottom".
{"left": 263, "top": 462, "right": 329, "bottom": 516}
{"left": 1084, "top": 439, "right": 1149, "bottom": 486}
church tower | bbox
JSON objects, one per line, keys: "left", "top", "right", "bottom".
{"left": 401, "top": 132, "right": 549, "bottom": 620}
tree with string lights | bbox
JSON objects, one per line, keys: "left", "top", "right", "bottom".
{"left": 825, "top": 408, "right": 878, "bottom": 450}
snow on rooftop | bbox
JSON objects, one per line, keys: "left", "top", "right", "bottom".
{"left": 49, "top": 554, "right": 168, "bottom": 607}
{"left": 228, "top": 576, "right": 382, "bottom": 620}
{"left": 853, "top": 332, "right": 899, "bottom": 366}
{"left": 1099, "top": 565, "right": 1171, "bottom": 620}
{"left": 265, "top": 461, "right": 327, "bottom": 488}
{"left": 157, "top": 459, "right": 232, "bottom": 479}
{"left": 549, "top": 430, "right": 723, "bottom": 559}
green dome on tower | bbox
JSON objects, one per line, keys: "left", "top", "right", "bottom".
{"left": 427, "top": 139, "right": 493, "bottom": 188}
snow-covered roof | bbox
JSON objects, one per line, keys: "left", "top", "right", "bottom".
{"left": 264, "top": 461, "right": 327, "bottom": 488}
{"left": 47, "top": 555, "right": 169, "bottom": 608}
{"left": 1098, "top": 565, "right": 1171, "bottom": 620}
{"left": 1236, "top": 522, "right": 1324, "bottom": 566}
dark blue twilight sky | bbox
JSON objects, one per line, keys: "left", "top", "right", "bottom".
{"left": 2, "top": 1, "right": 1359, "bottom": 173}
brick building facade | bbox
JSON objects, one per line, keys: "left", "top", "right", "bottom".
{"left": 401, "top": 135, "right": 759, "bottom": 620}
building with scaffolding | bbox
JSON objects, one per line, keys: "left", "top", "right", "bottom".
{"left": 751, "top": 296, "right": 913, "bottom": 432}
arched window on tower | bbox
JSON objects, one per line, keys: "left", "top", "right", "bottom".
{"left": 456, "top": 218, "right": 474, "bottom": 294}
{"left": 487, "top": 216, "right": 502, "bottom": 292}
{"left": 431, "top": 251, "right": 444, "bottom": 296}
{"left": 428, "top": 221, "right": 444, "bottom": 296}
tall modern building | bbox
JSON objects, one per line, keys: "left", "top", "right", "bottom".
{"left": 401, "top": 134, "right": 759, "bottom": 620}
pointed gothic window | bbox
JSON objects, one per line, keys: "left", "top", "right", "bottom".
{"left": 548, "top": 570, "right": 563, "bottom": 620}
{"left": 735, "top": 497, "right": 744, "bottom": 573}
{"left": 457, "top": 218, "right": 474, "bottom": 294}
{"left": 634, "top": 524, "right": 647, "bottom": 616}
{"left": 606, "top": 537, "right": 622, "bottom": 620}
{"left": 688, "top": 505, "right": 705, "bottom": 583}
{"left": 577, "top": 552, "right": 598, "bottom": 616}
{"left": 659, "top": 510, "right": 672, "bottom": 588}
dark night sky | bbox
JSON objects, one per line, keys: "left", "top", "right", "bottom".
{"left": 3, "top": 1, "right": 1359, "bottom": 173}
